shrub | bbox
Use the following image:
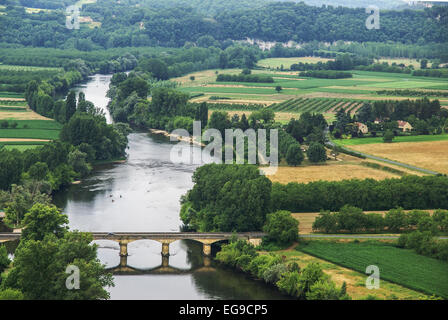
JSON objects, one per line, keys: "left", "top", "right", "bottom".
{"left": 263, "top": 211, "right": 299, "bottom": 245}
{"left": 286, "top": 144, "right": 304, "bottom": 166}
{"left": 306, "top": 142, "right": 326, "bottom": 163}
{"left": 262, "top": 263, "right": 288, "bottom": 284}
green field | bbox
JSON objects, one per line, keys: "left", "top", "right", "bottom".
{"left": 0, "top": 128, "right": 60, "bottom": 140}
{"left": 297, "top": 241, "right": 448, "bottom": 298}
{"left": 181, "top": 66, "right": 448, "bottom": 114}
{"left": 334, "top": 134, "right": 448, "bottom": 146}
{"left": 257, "top": 57, "right": 333, "bottom": 69}
{"left": 0, "top": 92, "right": 24, "bottom": 99}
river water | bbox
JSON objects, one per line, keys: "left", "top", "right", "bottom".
{"left": 52, "top": 74, "right": 288, "bottom": 300}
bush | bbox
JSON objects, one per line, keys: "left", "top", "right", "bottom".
{"left": 306, "top": 142, "right": 326, "bottom": 163}
{"left": 0, "top": 245, "right": 11, "bottom": 273}
{"left": 286, "top": 144, "right": 304, "bottom": 166}
{"left": 383, "top": 130, "right": 395, "bottom": 143}
{"left": 262, "top": 263, "right": 288, "bottom": 284}
{"left": 263, "top": 211, "right": 299, "bottom": 245}
{"left": 0, "top": 288, "right": 24, "bottom": 300}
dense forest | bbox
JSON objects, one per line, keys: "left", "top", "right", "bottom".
{"left": 0, "top": 0, "right": 447, "bottom": 50}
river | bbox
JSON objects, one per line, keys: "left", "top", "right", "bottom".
{"left": 52, "top": 74, "right": 288, "bottom": 300}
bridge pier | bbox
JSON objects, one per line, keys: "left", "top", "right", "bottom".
{"left": 119, "top": 240, "right": 129, "bottom": 257}
{"left": 160, "top": 240, "right": 174, "bottom": 257}
{"left": 202, "top": 243, "right": 212, "bottom": 256}
{"left": 119, "top": 254, "right": 128, "bottom": 268}
{"left": 162, "top": 255, "right": 169, "bottom": 268}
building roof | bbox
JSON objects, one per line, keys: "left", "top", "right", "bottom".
{"left": 397, "top": 120, "right": 411, "bottom": 127}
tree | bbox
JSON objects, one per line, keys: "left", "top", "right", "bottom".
{"left": 385, "top": 208, "right": 407, "bottom": 233}
{"left": 383, "top": 130, "right": 395, "bottom": 143}
{"left": 306, "top": 280, "right": 350, "bottom": 300}
{"left": 313, "top": 211, "right": 338, "bottom": 233}
{"left": 207, "top": 111, "right": 230, "bottom": 135}
{"left": 68, "top": 149, "right": 91, "bottom": 178}
{"left": 4, "top": 183, "right": 52, "bottom": 227}
{"left": 0, "top": 245, "right": 11, "bottom": 273}
{"left": 194, "top": 102, "right": 208, "bottom": 127}
{"left": 65, "top": 90, "right": 77, "bottom": 122}
{"left": 190, "top": 76, "right": 195, "bottom": 81}
{"left": 3, "top": 232, "right": 113, "bottom": 300}
{"left": 336, "top": 205, "right": 366, "bottom": 233}
{"left": 420, "top": 59, "right": 428, "bottom": 69}
{"left": 181, "top": 164, "right": 272, "bottom": 232}
{"left": 138, "top": 58, "right": 169, "bottom": 80}
{"left": 306, "top": 142, "right": 327, "bottom": 163}
{"left": 263, "top": 211, "right": 299, "bottom": 245}
{"left": 275, "top": 86, "right": 282, "bottom": 93}
{"left": 276, "top": 271, "right": 301, "bottom": 297}
{"left": 27, "top": 162, "right": 49, "bottom": 181}
{"left": 21, "top": 204, "right": 69, "bottom": 242}
{"left": 285, "top": 144, "right": 304, "bottom": 166}
{"left": 0, "top": 289, "right": 24, "bottom": 300}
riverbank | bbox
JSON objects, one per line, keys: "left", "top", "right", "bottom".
{"left": 150, "top": 128, "right": 205, "bottom": 147}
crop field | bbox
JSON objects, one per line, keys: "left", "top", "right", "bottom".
{"left": 348, "top": 140, "right": 448, "bottom": 174}
{"left": 257, "top": 57, "right": 334, "bottom": 69}
{"left": 0, "top": 99, "right": 61, "bottom": 150}
{"left": 335, "top": 134, "right": 448, "bottom": 146}
{"left": 296, "top": 241, "right": 448, "bottom": 298}
{"left": 264, "top": 162, "right": 402, "bottom": 184}
{"left": 0, "top": 64, "right": 63, "bottom": 93}
{"left": 269, "top": 97, "right": 366, "bottom": 115}
{"left": 180, "top": 66, "right": 448, "bottom": 115}
{"left": 277, "top": 247, "right": 425, "bottom": 300}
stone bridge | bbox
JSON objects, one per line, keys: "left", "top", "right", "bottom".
{"left": 0, "top": 231, "right": 265, "bottom": 258}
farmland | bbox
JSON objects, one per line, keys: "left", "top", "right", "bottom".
{"left": 335, "top": 134, "right": 448, "bottom": 146}
{"left": 0, "top": 64, "right": 64, "bottom": 93}
{"left": 276, "top": 247, "right": 425, "bottom": 300}
{"left": 296, "top": 241, "right": 448, "bottom": 298}
{"left": 0, "top": 95, "right": 61, "bottom": 150}
{"left": 257, "top": 57, "right": 334, "bottom": 69}
{"left": 179, "top": 66, "right": 448, "bottom": 119}
{"left": 347, "top": 140, "right": 448, "bottom": 175}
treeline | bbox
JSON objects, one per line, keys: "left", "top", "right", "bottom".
{"left": 271, "top": 176, "right": 448, "bottom": 213}
{"left": 398, "top": 231, "right": 448, "bottom": 262}
{"left": 376, "top": 90, "right": 448, "bottom": 98}
{"left": 0, "top": 68, "right": 82, "bottom": 94}
{"left": 413, "top": 69, "right": 448, "bottom": 78}
{"left": 291, "top": 54, "right": 371, "bottom": 71}
{"left": 299, "top": 70, "right": 352, "bottom": 79}
{"left": 332, "top": 98, "right": 448, "bottom": 138}
{"left": 216, "top": 240, "right": 350, "bottom": 300}
{"left": 313, "top": 206, "right": 448, "bottom": 234}
{"left": 0, "top": 1, "right": 447, "bottom": 49}
{"left": 216, "top": 74, "right": 274, "bottom": 83}
{"left": 325, "top": 41, "right": 448, "bottom": 61}
{"left": 355, "top": 63, "right": 413, "bottom": 74}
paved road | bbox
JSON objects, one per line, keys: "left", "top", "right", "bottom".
{"left": 324, "top": 130, "right": 440, "bottom": 175}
